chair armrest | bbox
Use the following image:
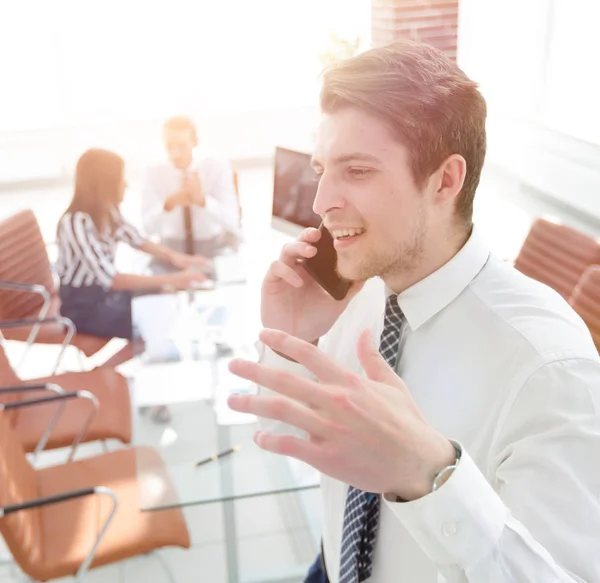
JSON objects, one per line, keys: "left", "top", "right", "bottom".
{"left": 0, "top": 486, "right": 103, "bottom": 516}
{"left": 0, "top": 316, "right": 75, "bottom": 344}
{"left": 0, "top": 390, "right": 92, "bottom": 410}
{"left": 0, "top": 317, "right": 75, "bottom": 375}
{"left": 0, "top": 316, "right": 71, "bottom": 330}
{"left": 0, "top": 280, "right": 50, "bottom": 299}
{"left": 0, "top": 390, "right": 99, "bottom": 461}
{"left": 0, "top": 383, "right": 63, "bottom": 395}
{"left": 0, "top": 485, "right": 117, "bottom": 578}
{"left": 0, "top": 391, "right": 74, "bottom": 409}
{"left": 0, "top": 485, "right": 117, "bottom": 579}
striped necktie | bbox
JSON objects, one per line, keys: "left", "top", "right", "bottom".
{"left": 338, "top": 294, "right": 405, "bottom": 583}
{"left": 182, "top": 170, "right": 194, "bottom": 255}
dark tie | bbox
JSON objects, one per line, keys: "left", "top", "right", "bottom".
{"left": 182, "top": 171, "right": 194, "bottom": 255}
{"left": 338, "top": 295, "right": 405, "bottom": 583}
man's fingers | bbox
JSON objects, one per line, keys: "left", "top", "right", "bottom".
{"left": 264, "top": 228, "right": 321, "bottom": 285}
{"left": 258, "top": 328, "right": 356, "bottom": 385}
{"left": 278, "top": 228, "right": 320, "bottom": 263}
{"left": 299, "top": 227, "right": 321, "bottom": 243}
{"left": 227, "top": 393, "right": 327, "bottom": 436}
{"left": 356, "top": 329, "right": 407, "bottom": 390}
{"left": 228, "top": 358, "right": 333, "bottom": 408}
{"left": 252, "top": 431, "right": 322, "bottom": 465}
{"left": 279, "top": 240, "right": 317, "bottom": 266}
{"left": 265, "top": 261, "right": 304, "bottom": 287}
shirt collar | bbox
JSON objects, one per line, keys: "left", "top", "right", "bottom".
{"left": 167, "top": 156, "right": 201, "bottom": 173}
{"left": 387, "top": 227, "right": 490, "bottom": 331}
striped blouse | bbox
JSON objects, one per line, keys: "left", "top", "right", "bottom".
{"left": 56, "top": 210, "right": 145, "bottom": 289}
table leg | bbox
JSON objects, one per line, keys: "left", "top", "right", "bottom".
{"left": 218, "top": 422, "right": 240, "bottom": 583}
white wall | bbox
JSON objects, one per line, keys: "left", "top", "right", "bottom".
{"left": 0, "top": 107, "right": 320, "bottom": 184}
{"left": 0, "top": 0, "right": 370, "bottom": 183}
{"left": 458, "top": 0, "right": 600, "bottom": 220}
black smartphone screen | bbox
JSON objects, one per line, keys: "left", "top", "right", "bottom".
{"left": 303, "top": 223, "right": 352, "bottom": 300}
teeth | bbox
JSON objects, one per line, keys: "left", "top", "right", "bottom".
{"left": 332, "top": 228, "right": 365, "bottom": 238}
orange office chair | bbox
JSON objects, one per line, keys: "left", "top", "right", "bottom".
{"left": 514, "top": 217, "right": 600, "bottom": 299}
{"left": 569, "top": 265, "right": 600, "bottom": 353}
{"left": 0, "top": 405, "right": 189, "bottom": 581}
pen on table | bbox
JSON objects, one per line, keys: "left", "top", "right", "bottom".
{"left": 195, "top": 445, "right": 241, "bottom": 468}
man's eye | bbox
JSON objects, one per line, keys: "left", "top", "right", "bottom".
{"left": 348, "top": 168, "right": 372, "bottom": 179}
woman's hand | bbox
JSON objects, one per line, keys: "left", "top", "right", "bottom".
{"left": 166, "top": 267, "right": 210, "bottom": 290}
{"left": 169, "top": 251, "right": 211, "bottom": 272}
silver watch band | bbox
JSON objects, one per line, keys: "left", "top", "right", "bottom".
{"left": 432, "top": 440, "right": 462, "bottom": 492}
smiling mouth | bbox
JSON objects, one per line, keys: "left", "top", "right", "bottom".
{"left": 330, "top": 228, "right": 366, "bottom": 240}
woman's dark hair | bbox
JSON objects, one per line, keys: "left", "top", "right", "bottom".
{"left": 62, "top": 148, "right": 125, "bottom": 233}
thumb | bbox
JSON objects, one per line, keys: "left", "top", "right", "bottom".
{"left": 356, "top": 329, "right": 402, "bottom": 385}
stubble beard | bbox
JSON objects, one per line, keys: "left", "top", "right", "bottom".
{"left": 339, "top": 206, "right": 428, "bottom": 283}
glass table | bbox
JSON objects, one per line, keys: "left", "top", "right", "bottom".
{"left": 117, "top": 280, "right": 320, "bottom": 582}
{"left": 135, "top": 400, "right": 320, "bottom": 583}
{"left": 136, "top": 403, "right": 320, "bottom": 510}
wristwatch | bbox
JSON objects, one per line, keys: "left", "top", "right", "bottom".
{"left": 432, "top": 440, "right": 462, "bottom": 492}
{"left": 393, "top": 440, "right": 462, "bottom": 502}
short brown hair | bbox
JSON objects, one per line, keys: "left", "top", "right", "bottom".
{"left": 320, "top": 40, "right": 487, "bottom": 224}
{"left": 163, "top": 115, "right": 198, "bottom": 142}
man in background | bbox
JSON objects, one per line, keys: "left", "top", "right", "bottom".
{"left": 141, "top": 115, "right": 241, "bottom": 263}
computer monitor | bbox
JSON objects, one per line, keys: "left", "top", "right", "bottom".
{"left": 271, "top": 146, "right": 322, "bottom": 236}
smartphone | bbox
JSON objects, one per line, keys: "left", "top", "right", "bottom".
{"left": 302, "top": 222, "right": 352, "bottom": 300}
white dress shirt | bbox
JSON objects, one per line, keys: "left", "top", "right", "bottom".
{"left": 141, "top": 156, "right": 240, "bottom": 241}
{"left": 258, "top": 228, "right": 600, "bottom": 582}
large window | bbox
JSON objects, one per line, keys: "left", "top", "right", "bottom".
{"left": 459, "top": 0, "right": 600, "bottom": 147}
{"left": 542, "top": 1, "right": 600, "bottom": 145}
{"left": 0, "top": 0, "right": 369, "bottom": 181}
{"left": 0, "top": 0, "right": 370, "bottom": 130}
{"left": 0, "top": 3, "right": 64, "bottom": 132}
{"left": 458, "top": 0, "right": 600, "bottom": 219}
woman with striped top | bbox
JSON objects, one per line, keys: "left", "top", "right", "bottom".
{"left": 57, "top": 148, "right": 209, "bottom": 344}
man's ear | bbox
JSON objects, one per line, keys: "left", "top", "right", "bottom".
{"left": 434, "top": 154, "right": 467, "bottom": 206}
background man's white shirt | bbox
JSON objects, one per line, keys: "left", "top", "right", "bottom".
{"left": 141, "top": 156, "right": 240, "bottom": 242}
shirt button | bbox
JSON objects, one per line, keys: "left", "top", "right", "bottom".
{"left": 441, "top": 521, "right": 458, "bottom": 537}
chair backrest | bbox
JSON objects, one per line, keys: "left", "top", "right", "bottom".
{"left": 0, "top": 411, "right": 43, "bottom": 569}
{"left": 569, "top": 266, "right": 600, "bottom": 352}
{"left": 514, "top": 218, "right": 600, "bottom": 299}
{"left": 0, "top": 210, "right": 55, "bottom": 320}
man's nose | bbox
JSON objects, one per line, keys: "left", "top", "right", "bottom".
{"left": 312, "top": 171, "right": 344, "bottom": 217}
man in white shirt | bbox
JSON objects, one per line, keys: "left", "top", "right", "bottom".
{"left": 227, "top": 40, "right": 600, "bottom": 582}
{"left": 141, "top": 115, "right": 240, "bottom": 263}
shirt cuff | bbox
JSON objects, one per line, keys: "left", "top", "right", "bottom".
{"left": 384, "top": 445, "right": 509, "bottom": 568}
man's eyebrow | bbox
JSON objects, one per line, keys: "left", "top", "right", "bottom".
{"left": 311, "top": 152, "right": 383, "bottom": 168}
